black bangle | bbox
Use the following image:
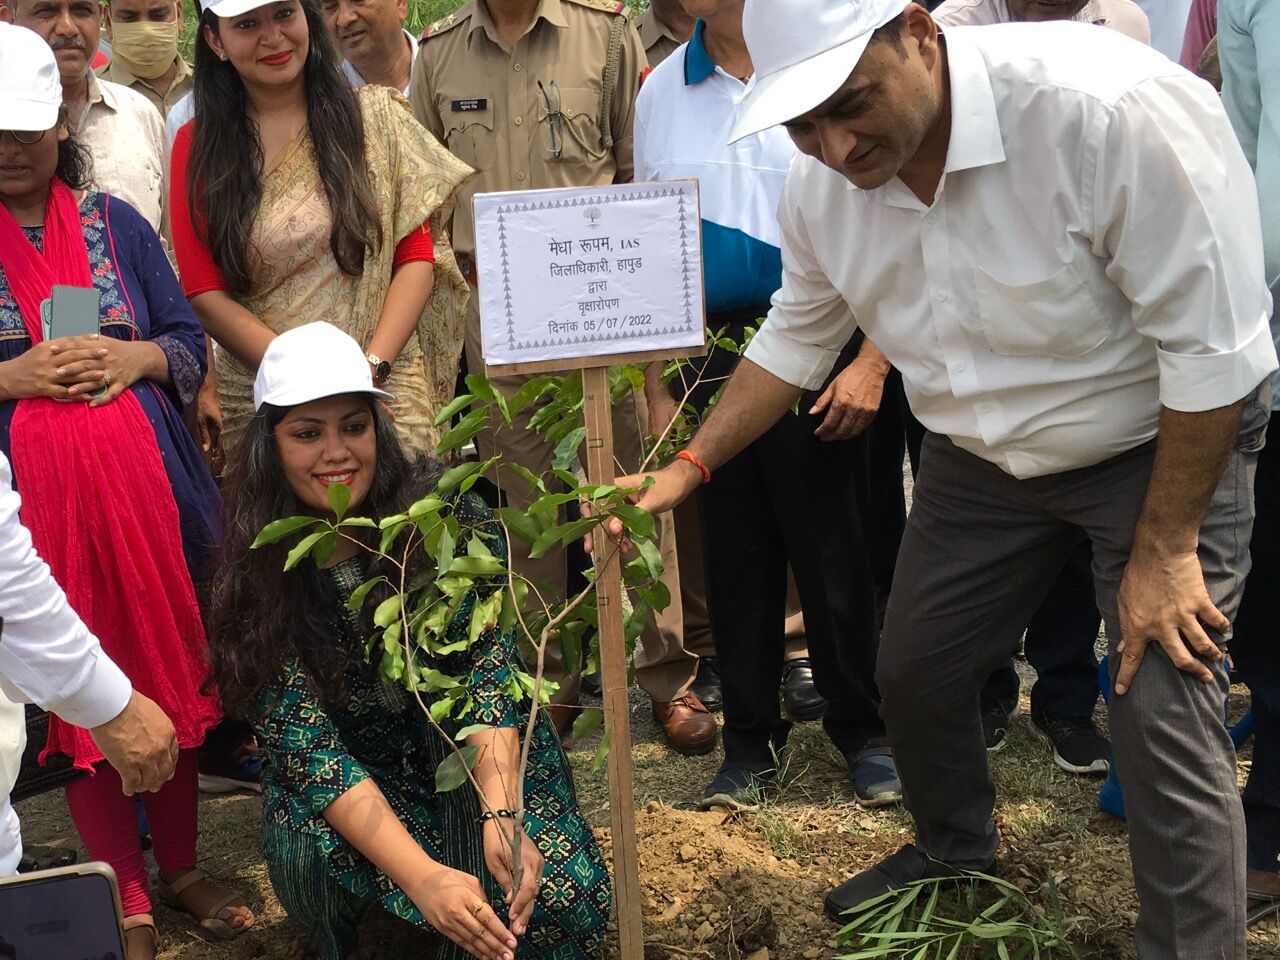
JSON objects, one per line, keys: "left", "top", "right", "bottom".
{"left": 477, "top": 809, "right": 516, "bottom": 825}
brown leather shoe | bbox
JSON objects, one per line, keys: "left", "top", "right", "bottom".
{"left": 652, "top": 694, "right": 717, "bottom": 756}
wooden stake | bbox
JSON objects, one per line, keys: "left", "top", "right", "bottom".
{"left": 581, "top": 365, "right": 645, "bottom": 958}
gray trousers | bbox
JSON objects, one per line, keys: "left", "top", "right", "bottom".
{"left": 878, "top": 386, "right": 1269, "bottom": 959}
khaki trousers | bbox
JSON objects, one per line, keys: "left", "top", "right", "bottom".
{"left": 465, "top": 299, "right": 696, "bottom": 704}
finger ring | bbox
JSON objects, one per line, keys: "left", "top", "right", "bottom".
{"left": 471, "top": 900, "right": 485, "bottom": 917}
{"left": 102, "top": 372, "right": 112, "bottom": 387}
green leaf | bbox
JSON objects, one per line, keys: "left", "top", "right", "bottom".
{"left": 608, "top": 503, "right": 655, "bottom": 540}
{"left": 437, "top": 460, "right": 486, "bottom": 496}
{"left": 496, "top": 506, "right": 539, "bottom": 546}
{"left": 433, "top": 393, "right": 476, "bottom": 426}
{"left": 435, "top": 525, "right": 456, "bottom": 580}
{"left": 570, "top": 708, "right": 603, "bottom": 742}
{"left": 252, "top": 515, "right": 318, "bottom": 548}
{"left": 283, "top": 530, "right": 329, "bottom": 571}
{"left": 430, "top": 697, "right": 454, "bottom": 723}
{"left": 327, "top": 481, "right": 351, "bottom": 520}
{"left": 590, "top": 728, "right": 612, "bottom": 775}
{"left": 552, "top": 425, "right": 587, "bottom": 470}
{"left": 507, "top": 375, "right": 558, "bottom": 419}
{"left": 636, "top": 536, "right": 664, "bottom": 580}
{"left": 373, "top": 594, "right": 402, "bottom": 628}
{"left": 338, "top": 517, "right": 378, "bottom": 529}
{"left": 312, "top": 531, "right": 337, "bottom": 566}
{"left": 453, "top": 723, "right": 493, "bottom": 741}
{"left": 448, "top": 555, "right": 504, "bottom": 577}
{"left": 345, "top": 575, "right": 386, "bottom": 612}
{"left": 463, "top": 373, "right": 495, "bottom": 403}
{"left": 435, "top": 744, "right": 481, "bottom": 793}
{"left": 435, "top": 407, "right": 488, "bottom": 457}
{"left": 408, "top": 496, "right": 447, "bottom": 521}
{"left": 379, "top": 519, "right": 409, "bottom": 554}
{"left": 529, "top": 516, "right": 601, "bottom": 559}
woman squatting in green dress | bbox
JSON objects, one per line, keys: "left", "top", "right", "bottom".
{"left": 205, "top": 322, "right": 611, "bottom": 960}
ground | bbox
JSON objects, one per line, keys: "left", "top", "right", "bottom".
{"left": 15, "top": 679, "right": 1280, "bottom": 960}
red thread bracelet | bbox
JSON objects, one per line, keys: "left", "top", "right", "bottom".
{"left": 675, "top": 450, "right": 712, "bottom": 484}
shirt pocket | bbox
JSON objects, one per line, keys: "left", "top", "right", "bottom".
{"left": 442, "top": 100, "right": 495, "bottom": 172}
{"left": 973, "top": 262, "right": 1113, "bottom": 360}
{"left": 539, "top": 85, "right": 605, "bottom": 164}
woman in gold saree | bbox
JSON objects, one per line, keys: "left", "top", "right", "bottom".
{"left": 169, "top": 0, "right": 471, "bottom": 458}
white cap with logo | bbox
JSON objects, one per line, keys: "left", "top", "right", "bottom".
{"left": 729, "top": 0, "right": 909, "bottom": 143}
{"left": 0, "top": 22, "right": 64, "bottom": 133}
{"left": 200, "top": 0, "right": 276, "bottom": 19}
{"left": 253, "top": 321, "right": 394, "bottom": 411}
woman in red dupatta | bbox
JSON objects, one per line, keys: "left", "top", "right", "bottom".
{"left": 0, "top": 24, "right": 253, "bottom": 960}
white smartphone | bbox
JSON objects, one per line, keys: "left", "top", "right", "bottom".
{"left": 0, "top": 861, "right": 126, "bottom": 959}
{"left": 49, "top": 286, "right": 101, "bottom": 341}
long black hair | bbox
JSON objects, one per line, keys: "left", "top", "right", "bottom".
{"left": 205, "top": 397, "right": 442, "bottom": 718}
{"left": 55, "top": 108, "right": 93, "bottom": 190}
{"left": 188, "top": 0, "right": 383, "bottom": 298}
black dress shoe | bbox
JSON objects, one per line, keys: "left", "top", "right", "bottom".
{"left": 824, "top": 844, "right": 996, "bottom": 921}
{"left": 782, "top": 657, "right": 827, "bottom": 721}
{"left": 691, "top": 657, "right": 723, "bottom": 712}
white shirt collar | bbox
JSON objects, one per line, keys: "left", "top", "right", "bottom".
{"left": 339, "top": 27, "right": 417, "bottom": 96}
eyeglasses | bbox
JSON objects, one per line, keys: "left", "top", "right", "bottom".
{"left": 0, "top": 129, "right": 48, "bottom": 146}
{"left": 538, "top": 80, "right": 562, "bottom": 160}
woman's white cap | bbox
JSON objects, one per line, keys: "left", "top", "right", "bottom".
{"left": 200, "top": 0, "right": 278, "bottom": 19}
{"left": 254, "top": 322, "right": 394, "bottom": 411}
{"left": 729, "top": 0, "right": 909, "bottom": 143}
{"left": 0, "top": 23, "right": 63, "bottom": 133}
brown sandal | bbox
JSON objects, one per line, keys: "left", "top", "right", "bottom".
{"left": 121, "top": 913, "right": 157, "bottom": 960}
{"left": 155, "top": 868, "right": 254, "bottom": 940}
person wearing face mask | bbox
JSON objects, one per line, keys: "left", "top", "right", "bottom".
{"left": 0, "top": 23, "right": 251, "bottom": 959}
{"left": 98, "top": 0, "right": 193, "bottom": 120}
{"left": 0, "top": 0, "right": 168, "bottom": 238}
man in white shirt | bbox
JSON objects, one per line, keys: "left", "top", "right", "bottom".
{"left": 612, "top": 2, "right": 1275, "bottom": 956}
{"left": 0, "top": 453, "right": 178, "bottom": 876}
{"left": 1, "top": 0, "right": 169, "bottom": 236}
{"left": 323, "top": 0, "right": 417, "bottom": 96}
{"left": 932, "top": 0, "right": 1149, "bottom": 41}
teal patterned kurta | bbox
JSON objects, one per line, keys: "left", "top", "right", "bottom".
{"left": 254, "top": 499, "right": 611, "bottom": 960}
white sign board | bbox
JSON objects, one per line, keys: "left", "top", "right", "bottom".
{"left": 473, "top": 181, "right": 706, "bottom": 372}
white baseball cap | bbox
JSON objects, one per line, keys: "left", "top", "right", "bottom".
{"left": 200, "top": 0, "right": 277, "bottom": 19}
{"left": 0, "top": 23, "right": 63, "bottom": 133}
{"left": 729, "top": 0, "right": 909, "bottom": 143}
{"left": 254, "top": 322, "right": 394, "bottom": 411}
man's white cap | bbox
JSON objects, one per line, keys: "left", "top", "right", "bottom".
{"left": 254, "top": 322, "right": 394, "bottom": 411}
{"left": 200, "top": 0, "right": 276, "bottom": 19}
{"left": 0, "top": 23, "right": 63, "bottom": 132}
{"left": 730, "top": 0, "right": 908, "bottom": 143}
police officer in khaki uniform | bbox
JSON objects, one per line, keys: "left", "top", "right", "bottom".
{"left": 411, "top": 0, "right": 716, "bottom": 755}
{"left": 634, "top": 0, "right": 692, "bottom": 68}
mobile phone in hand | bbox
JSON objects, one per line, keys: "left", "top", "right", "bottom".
{"left": 0, "top": 862, "right": 127, "bottom": 959}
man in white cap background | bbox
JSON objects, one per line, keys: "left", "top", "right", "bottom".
{"left": 609, "top": 1, "right": 1275, "bottom": 956}
{"left": 0, "top": 0, "right": 169, "bottom": 238}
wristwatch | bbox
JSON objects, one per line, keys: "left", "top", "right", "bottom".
{"left": 366, "top": 353, "right": 392, "bottom": 383}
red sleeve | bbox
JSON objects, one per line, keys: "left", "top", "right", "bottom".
{"left": 392, "top": 220, "right": 435, "bottom": 268}
{"left": 168, "top": 122, "right": 230, "bottom": 299}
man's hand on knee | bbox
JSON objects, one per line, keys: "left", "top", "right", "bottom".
{"left": 1115, "top": 547, "right": 1228, "bottom": 695}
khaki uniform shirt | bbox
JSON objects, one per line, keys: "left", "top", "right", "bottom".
{"left": 410, "top": 0, "right": 645, "bottom": 262}
{"left": 77, "top": 74, "right": 169, "bottom": 238}
{"left": 634, "top": 6, "right": 681, "bottom": 68}
{"left": 95, "top": 56, "right": 194, "bottom": 121}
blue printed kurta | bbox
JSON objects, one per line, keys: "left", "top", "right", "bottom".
{"left": 0, "top": 191, "right": 220, "bottom": 579}
{"left": 255, "top": 497, "right": 612, "bottom": 960}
